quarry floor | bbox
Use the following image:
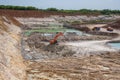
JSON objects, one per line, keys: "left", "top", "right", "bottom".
{"left": 24, "top": 32, "right": 120, "bottom": 80}
{"left": 20, "top": 21, "right": 120, "bottom": 80}
{"left": 26, "top": 52, "right": 120, "bottom": 80}
{"left": 1, "top": 15, "right": 120, "bottom": 80}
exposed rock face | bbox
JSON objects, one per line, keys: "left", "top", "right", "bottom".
{"left": 0, "top": 16, "right": 26, "bottom": 80}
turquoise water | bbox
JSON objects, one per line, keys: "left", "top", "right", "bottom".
{"left": 108, "top": 43, "right": 120, "bottom": 49}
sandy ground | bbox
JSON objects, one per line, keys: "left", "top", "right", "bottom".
{"left": 62, "top": 40, "right": 117, "bottom": 56}
{"left": 86, "top": 24, "right": 107, "bottom": 29}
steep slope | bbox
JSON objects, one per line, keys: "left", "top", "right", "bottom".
{"left": 104, "top": 19, "right": 120, "bottom": 29}
{"left": 0, "top": 16, "right": 26, "bottom": 80}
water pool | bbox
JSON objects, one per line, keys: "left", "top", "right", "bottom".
{"left": 108, "top": 43, "right": 120, "bottom": 49}
{"left": 65, "top": 29, "right": 91, "bottom": 36}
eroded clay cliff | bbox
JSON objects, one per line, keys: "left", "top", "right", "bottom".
{"left": 0, "top": 16, "right": 26, "bottom": 80}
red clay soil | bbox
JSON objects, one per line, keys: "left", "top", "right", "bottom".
{"left": 7, "top": 16, "right": 22, "bottom": 26}
{"left": 0, "top": 16, "right": 22, "bottom": 33}
{"left": 0, "top": 9, "right": 99, "bottom": 18}
{"left": 0, "top": 9, "right": 73, "bottom": 17}
{"left": 0, "top": 16, "right": 9, "bottom": 32}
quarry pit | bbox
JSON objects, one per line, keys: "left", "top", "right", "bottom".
{"left": 18, "top": 17, "right": 120, "bottom": 80}
{"left": 0, "top": 15, "right": 120, "bottom": 80}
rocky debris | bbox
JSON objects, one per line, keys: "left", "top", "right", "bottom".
{"left": 27, "top": 32, "right": 112, "bottom": 44}
{"left": 23, "top": 32, "right": 114, "bottom": 60}
{"left": 24, "top": 41, "right": 75, "bottom": 60}
{"left": 63, "top": 35, "right": 112, "bottom": 41}
{"left": 23, "top": 32, "right": 116, "bottom": 60}
{"left": 0, "top": 16, "right": 26, "bottom": 80}
{"left": 27, "top": 33, "right": 48, "bottom": 43}
{"left": 27, "top": 52, "right": 120, "bottom": 80}
{"left": 25, "top": 35, "right": 115, "bottom": 60}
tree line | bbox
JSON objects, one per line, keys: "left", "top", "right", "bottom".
{"left": 0, "top": 5, "right": 120, "bottom": 15}
{"left": 0, "top": 5, "right": 38, "bottom": 10}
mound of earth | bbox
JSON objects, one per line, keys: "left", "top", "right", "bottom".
{"left": 105, "top": 19, "right": 120, "bottom": 29}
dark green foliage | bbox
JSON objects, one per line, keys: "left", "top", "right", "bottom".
{"left": 100, "top": 9, "right": 120, "bottom": 15}
{"left": 0, "top": 5, "right": 38, "bottom": 10}
{"left": 46, "top": 8, "right": 58, "bottom": 11}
